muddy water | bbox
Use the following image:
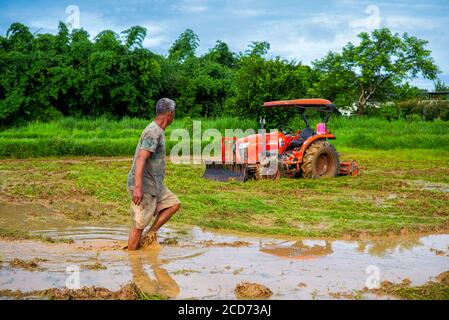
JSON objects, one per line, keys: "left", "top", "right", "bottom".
{"left": 1, "top": 223, "right": 449, "bottom": 299}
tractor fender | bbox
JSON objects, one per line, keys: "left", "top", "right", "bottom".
{"left": 297, "top": 134, "right": 336, "bottom": 163}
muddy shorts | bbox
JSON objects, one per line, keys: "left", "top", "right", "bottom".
{"left": 129, "top": 188, "right": 180, "bottom": 230}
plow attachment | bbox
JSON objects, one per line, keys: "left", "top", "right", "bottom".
{"left": 203, "top": 162, "right": 249, "bottom": 182}
{"left": 339, "top": 160, "right": 360, "bottom": 177}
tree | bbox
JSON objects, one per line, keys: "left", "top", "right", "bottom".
{"left": 246, "top": 41, "right": 270, "bottom": 57}
{"left": 203, "top": 40, "right": 236, "bottom": 67}
{"left": 434, "top": 79, "right": 449, "bottom": 92}
{"left": 227, "top": 42, "right": 314, "bottom": 124}
{"left": 168, "top": 29, "right": 199, "bottom": 62}
{"left": 122, "top": 26, "right": 147, "bottom": 49}
{"left": 313, "top": 28, "right": 440, "bottom": 114}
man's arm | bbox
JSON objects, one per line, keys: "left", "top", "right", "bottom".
{"left": 132, "top": 149, "right": 152, "bottom": 205}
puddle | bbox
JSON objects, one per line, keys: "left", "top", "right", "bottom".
{"left": 414, "top": 180, "right": 449, "bottom": 193}
{"left": 1, "top": 224, "right": 449, "bottom": 300}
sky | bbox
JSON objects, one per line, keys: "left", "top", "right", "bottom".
{"left": 0, "top": 0, "right": 448, "bottom": 89}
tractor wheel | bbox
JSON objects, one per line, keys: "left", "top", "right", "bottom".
{"left": 301, "top": 140, "right": 340, "bottom": 179}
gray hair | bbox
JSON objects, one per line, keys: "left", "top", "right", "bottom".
{"left": 155, "top": 98, "right": 176, "bottom": 114}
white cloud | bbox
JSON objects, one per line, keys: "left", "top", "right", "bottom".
{"left": 383, "top": 15, "right": 438, "bottom": 30}
{"left": 171, "top": 0, "right": 208, "bottom": 13}
{"left": 349, "top": 5, "right": 381, "bottom": 31}
{"left": 143, "top": 36, "right": 166, "bottom": 47}
{"left": 141, "top": 21, "right": 170, "bottom": 48}
{"left": 230, "top": 8, "right": 266, "bottom": 17}
{"left": 29, "top": 10, "right": 126, "bottom": 37}
{"left": 244, "top": 15, "right": 361, "bottom": 63}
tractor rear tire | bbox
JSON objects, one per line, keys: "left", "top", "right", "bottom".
{"left": 301, "top": 140, "right": 340, "bottom": 179}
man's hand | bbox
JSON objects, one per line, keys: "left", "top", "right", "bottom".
{"left": 133, "top": 149, "right": 151, "bottom": 205}
{"left": 132, "top": 187, "right": 144, "bottom": 205}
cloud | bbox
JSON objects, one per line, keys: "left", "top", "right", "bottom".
{"left": 349, "top": 5, "right": 381, "bottom": 30}
{"left": 171, "top": 0, "right": 208, "bottom": 13}
{"left": 141, "top": 21, "right": 170, "bottom": 48}
{"left": 1, "top": 0, "right": 448, "bottom": 90}
{"left": 383, "top": 15, "right": 438, "bottom": 30}
{"left": 229, "top": 8, "right": 267, "bottom": 17}
{"left": 28, "top": 9, "right": 126, "bottom": 37}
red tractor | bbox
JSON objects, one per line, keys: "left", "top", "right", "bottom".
{"left": 203, "top": 99, "right": 359, "bottom": 182}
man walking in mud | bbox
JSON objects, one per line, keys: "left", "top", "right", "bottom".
{"left": 127, "top": 98, "right": 181, "bottom": 250}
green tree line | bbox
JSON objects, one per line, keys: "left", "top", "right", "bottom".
{"left": 0, "top": 22, "right": 443, "bottom": 126}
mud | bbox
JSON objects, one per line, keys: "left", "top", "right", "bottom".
{"left": 360, "top": 271, "right": 449, "bottom": 299}
{"left": 436, "top": 270, "right": 449, "bottom": 284}
{"left": 81, "top": 262, "right": 107, "bottom": 270}
{"left": 235, "top": 282, "right": 273, "bottom": 299}
{"left": 199, "top": 240, "right": 251, "bottom": 247}
{"left": 9, "top": 258, "right": 45, "bottom": 271}
{"left": 1, "top": 202, "right": 449, "bottom": 299}
{"left": 0, "top": 283, "right": 140, "bottom": 300}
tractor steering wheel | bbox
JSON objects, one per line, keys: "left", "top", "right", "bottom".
{"left": 278, "top": 126, "right": 295, "bottom": 135}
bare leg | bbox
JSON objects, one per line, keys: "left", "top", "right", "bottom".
{"left": 128, "top": 228, "right": 143, "bottom": 250}
{"left": 149, "top": 203, "right": 180, "bottom": 233}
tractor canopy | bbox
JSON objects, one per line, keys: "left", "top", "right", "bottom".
{"left": 263, "top": 99, "right": 335, "bottom": 110}
{"left": 263, "top": 98, "right": 336, "bottom": 126}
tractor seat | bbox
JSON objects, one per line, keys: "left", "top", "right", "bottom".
{"left": 289, "top": 127, "right": 314, "bottom": 148}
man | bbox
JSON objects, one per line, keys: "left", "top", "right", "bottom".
{"left": 127, "top": 98, "right": 181, "bottom": 250}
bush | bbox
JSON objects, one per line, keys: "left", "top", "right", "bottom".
{"left": 398, "top": 99, "right": 449, "bottom": 121}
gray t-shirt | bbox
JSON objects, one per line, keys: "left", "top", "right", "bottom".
{"left": 127, "top": 121, "right": 166, "bottom": 196}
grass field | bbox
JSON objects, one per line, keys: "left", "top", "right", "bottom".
{"left": 0, "top": 116, "right": 448, "bottom": 158}
{"left": 0, "top": 116, "right": 448, "bottom": 238}
{"left": 0, "top": 148, "right": 448, "bottom": 238}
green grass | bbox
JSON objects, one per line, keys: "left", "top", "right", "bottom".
{"left": 390, "top": 282, "right": 449, "bottom": 300}
{"left": 363, "top": 273, "right": 449, "bottom": 300}
{"left": 0, "top": 147, "right": 448, "bottom": 237}
{"left": 0, "top": 226, "right": 74, "bottom": 243}
{"left": 0, "top": 116, "right": 447, "bottom": 158}
{"left": 0, "top": 116, "right": 448, "bottom": 237}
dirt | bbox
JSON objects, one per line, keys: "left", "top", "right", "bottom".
{"left": 81, "top": 262, "right": 107, "bottom": 270}
{"left": 0, "top": 283, "right": 140, "bottom": 300}
{"left": 160, "top": 237, "right": 179, "bottom": 245}
{"left": 328, "top": 291, "right": 357, "bottom": 300}
{"left": 9, "top": 258, "right": 46, "bottom": 271}
{"left": 435, "top": 271, "right": 449, "bottom": 284}
{"left": 234, "top": 282, "right": 273, "bottom": 299}
{"left": 199, "top": 240, "right": 251, "bottom": 247}
{"left": 139, "top": 231, "right": 160, "bottom": 249}
{"left": 172, "top": 269, "right": 200, "bottom": 276}
{"left": 361, "top": 272, "right": 449, "bottom": 299}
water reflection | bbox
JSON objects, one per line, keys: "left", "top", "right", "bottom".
{"left": 356, "top": 236, "right": 423, "bottom": 257}
{"left": 260, "top": 240, "right": 333, "bottom": 260}
{"left": 128, "top": 248, "right": 179, "bottom": 298}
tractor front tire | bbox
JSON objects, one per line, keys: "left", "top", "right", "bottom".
{"left": 301, "top": 140, "right": 340, "bottom": 179}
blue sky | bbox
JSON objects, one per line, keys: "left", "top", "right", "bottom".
{"left": 1, "top": 0, "right": 448, "bottom": 89}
